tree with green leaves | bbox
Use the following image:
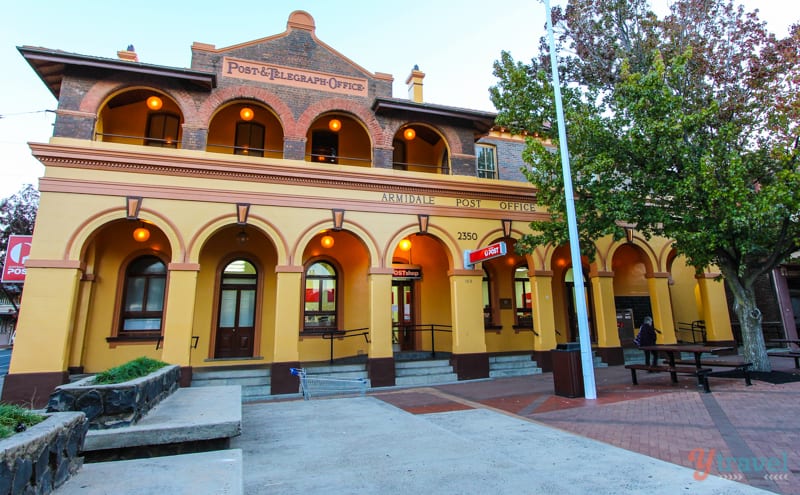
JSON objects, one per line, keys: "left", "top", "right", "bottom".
{"left": 490, "top": 0, "right": 800, "bottom": 371}
{"left": 0, "top": 184, "right": 39, "bottom": 262}
{"left": 0, "top": 184, "right": 39, "bottom": 316}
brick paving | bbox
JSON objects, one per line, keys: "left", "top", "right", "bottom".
{"left": 372, "top": 356, "right": 800, "bottom": 495}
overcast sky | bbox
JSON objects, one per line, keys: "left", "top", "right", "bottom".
{"left": 0, "top": 1, "right": 797, "bottom": 198}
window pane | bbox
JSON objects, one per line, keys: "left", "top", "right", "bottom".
{"left": 477, "top": 145, "right": 497, "bottom": 179}
{"left": 219, "top": 290, "right": 236, "bottom": 327}
{"left": 145, "top": 278, "right": 166, "bottom": 311}
{"left": 123, "top": 318, "right": 161, "bottom": 331}
{"left": 307, "top": 262, "right": 335, "bottom": 277}
{"left": 224, "top": 260, "right": 256, "bottom": 275}
{"left": 321, "top": 280, "right": 336, "bottom": 311}
{"left": 130, "top": 257, "right": 166, "bottom": 275}
{"left": 125, "top": 277, "right": 145, "bottom": 311}
{"left": 238, "top": 290, "right": 256, "bottom": 327}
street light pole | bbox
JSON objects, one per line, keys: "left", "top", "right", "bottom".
{"left": 543, "top": 0, "right": 597, "bottom": 399}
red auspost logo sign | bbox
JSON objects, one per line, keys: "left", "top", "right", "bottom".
{"left": 2, "top": 235, "right": 33, "bottom": 283}
{"left": 464, "top": 241, "right": 507, "bottom": 268}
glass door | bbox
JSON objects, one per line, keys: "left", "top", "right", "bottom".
{"left": 392, "top": 280, "right": 415, "bottom": 351}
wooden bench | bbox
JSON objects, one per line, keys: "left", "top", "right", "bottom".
{"left": 624, "top": 364, "right": 712, "bottom": 393}
{"left": 673, "top": 359, "right": 752, "bottom": 386}
{"left": 767, "top": 351, "right": 800, "bottom": 368}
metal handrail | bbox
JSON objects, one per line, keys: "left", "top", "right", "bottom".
{"left": 95, "top": 132, "right": 181, "bottom": 148}
{"left": 393, "top": 324, "right": 452, "bottom": 358}
{"left": 306, "top": 153, "right": 372, "bottom": 164}
{"left": 155, "top": 335, "right": 200, "bottom": 350}
{"left": 391, "top": 161, "right": 450, "bottom": 174}
{"left": 319, "top": 327, "right": 370, "bottom": 364}
{"left": 206, "top": 142, "right": 283, "bottom": 156}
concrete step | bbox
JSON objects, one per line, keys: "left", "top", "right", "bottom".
{"left": 241, "top": 385, "right": 273, "bottom": 403}
{"left": 489, "top": 367, "right": 542, "bottom": 378}
{"left": 193, "top": 376, "right": 270, "bottom": 387}
{"left": 302, "top": 363, "right": 367, "bottom": 374}
{"left": 489, "top": 354, "right": 542, "bottom": 378}
{"left": 490, "top": 359, "right": 538, "bottom": 371}
{"left": 395, "top": 360, "right": 453, "bottom": 377}
{"left": 395, "top": 372, "right": 459, "bottom": 387}
{"left": 192, "top": 368, "right": 270, "bottom": 379}
{"left": 191, "top": 369, "right": 272, "bottom": 403}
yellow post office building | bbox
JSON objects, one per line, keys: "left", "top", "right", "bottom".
{"left": 4, "top": 11, "right": 734, "bottom": 406}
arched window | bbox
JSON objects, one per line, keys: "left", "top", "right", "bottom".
{"left": 304, "top": 260, "right": 338, "bottom": 331}
{"left": 119, "top": 255, "right": 167, "bottom": 336}
{"left": 514, "top": 264, "right": 532, "bottom": 327}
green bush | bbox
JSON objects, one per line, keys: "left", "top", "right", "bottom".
{"left": 94, "top": 357, "right": 168, "bottom": 385}
{"left": 0, "top": 403, "right": 45, "bottom": 439}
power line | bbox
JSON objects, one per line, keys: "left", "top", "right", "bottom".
{"left": 0, "top": 110, "right": 54, "bottom": 119}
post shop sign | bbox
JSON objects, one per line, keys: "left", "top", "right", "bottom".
{"left": 2, "top": 235, "right": 33, "bottom": 283}
{"left": 464, "top": 241, "right": 507, "bottom": 268}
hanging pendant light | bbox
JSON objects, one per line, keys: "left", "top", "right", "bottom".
{"left": 146, "top": 96, "right": 163, "bottom": 111}
{"left": 133, "top": 226, "right": 151, "bottom": 242}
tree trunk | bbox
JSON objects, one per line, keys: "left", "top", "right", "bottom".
{"left": 723, "top": 275, "right": 772, "bottom": 372}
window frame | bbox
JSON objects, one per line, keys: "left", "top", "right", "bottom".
{"left": 234, "top": 121, "right": 265, "bottom": 157}
{"left": 302, "top": 259, "right": 340, "bottom": 333}
{"left": 116, "top": 254, "right": 168, "bottom": 339}
{"left": 476, "top": 144, "right": 498, "bottom": 179}
{"left": 145, "top": 112, "right": 180, "bottom": 148}
{"left": 513, "top": 264, "right": 533, "bottom": 328}
{"left": 311, "top": 130, "right": 339, "bottom": 164}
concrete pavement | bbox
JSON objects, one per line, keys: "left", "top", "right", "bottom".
{"left": 52, "top": 354, "right": 800, "bottom": 494}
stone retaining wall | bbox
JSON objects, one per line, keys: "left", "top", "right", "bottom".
{"left": 0, "top": 411, "right": 88, "bottom": 494}
{"left": 46, "top": 365, "right": 180, "bottom": 429}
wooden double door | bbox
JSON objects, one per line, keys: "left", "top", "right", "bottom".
{"left": 214, "top": 260, "right": 257, "bottom": 358}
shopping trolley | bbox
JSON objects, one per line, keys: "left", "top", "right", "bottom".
{"left": 290, "top": 367, "right": 368, "bottom": 400}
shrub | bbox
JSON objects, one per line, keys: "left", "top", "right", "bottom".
{"left": 0, "top": 403, "right": 45, "bottom": 439}
{"left": 94, "top": 356, "right": 168, "bottom": 385}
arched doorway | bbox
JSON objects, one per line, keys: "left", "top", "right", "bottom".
{"left": 214, "top": 259, "right": 258, "bottom": 358}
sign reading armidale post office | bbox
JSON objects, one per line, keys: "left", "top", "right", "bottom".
{"left": 223, "top": 57, "right": 369, "bottom": 97}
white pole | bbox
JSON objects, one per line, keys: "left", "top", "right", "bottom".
{"left": 543, "top": 0, "right": 597, "bottom": 399}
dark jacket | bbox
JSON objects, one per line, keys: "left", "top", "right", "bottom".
{"left": 636, "top": 322, "right": 657, "bottom": 347}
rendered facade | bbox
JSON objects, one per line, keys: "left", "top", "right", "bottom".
{"left": 3, "top": 11, "right": 735, "bottom": 406}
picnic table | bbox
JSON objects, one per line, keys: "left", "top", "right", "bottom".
{"left": 625, "top": 344, "right": 735, "bottom": 393}
{"left": 768, "top": 339, "right": 800, "bottom": 368}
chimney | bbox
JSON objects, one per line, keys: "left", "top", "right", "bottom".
{"left": 406, "top": 65, "right": 425, "bottom": 103}
{"left": 117, "top": 44, "right": 138, "bottom": 62}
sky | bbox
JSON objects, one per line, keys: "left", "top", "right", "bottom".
{"left": 0, "top": 1, "right": 797, "bottom": 198}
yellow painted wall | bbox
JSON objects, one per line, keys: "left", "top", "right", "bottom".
{"left": 79, "top": 220, "right": 172, "bottom": 372}
{"left": 669, "top": 255, "right": 702, "bottom": 325}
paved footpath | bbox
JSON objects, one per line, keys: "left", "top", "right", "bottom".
{"left": 372, "top": 357, "right": 800, "bottom": 495}
{"left": 238, "top": 355, "right": 798, "bottom": 494}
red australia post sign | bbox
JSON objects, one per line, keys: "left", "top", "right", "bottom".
{"left": 465, "top": 241, "right": 507, "bottom": 268}
{"left": 2, "top": 235, "right": 33, "bottom": 283}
